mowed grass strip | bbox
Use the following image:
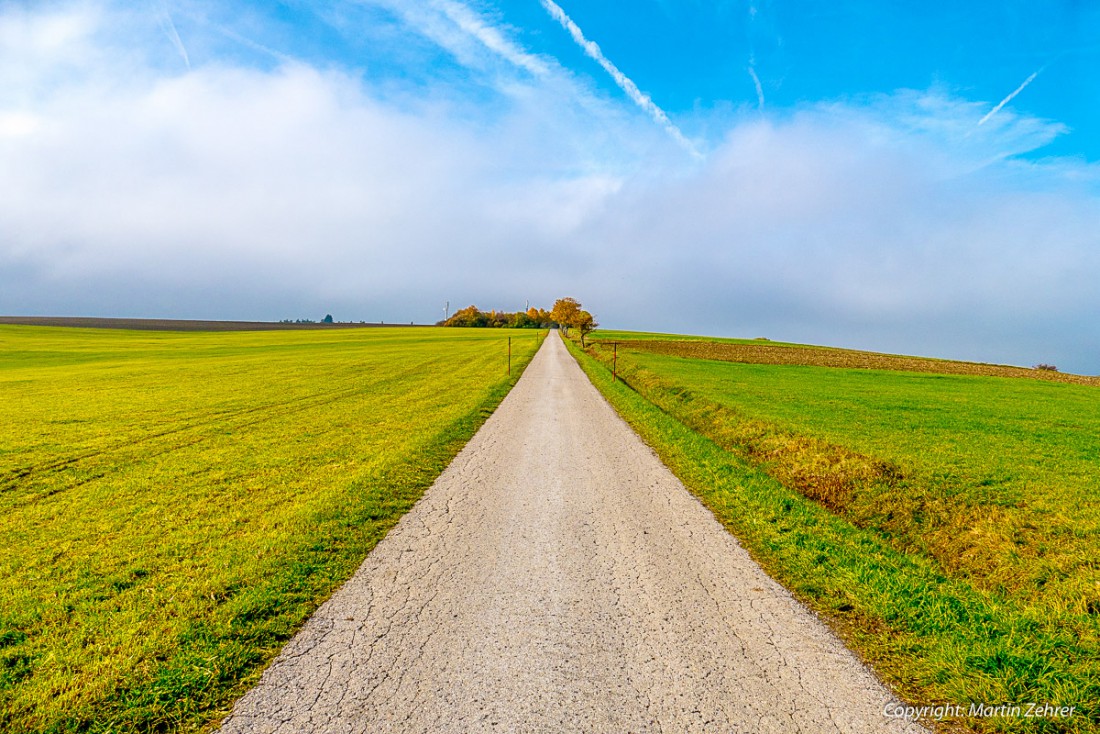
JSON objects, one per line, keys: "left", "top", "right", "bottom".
{"left": 0, "top": 325, "right": 540, "bottom": 733}
{"left": 569, "top": 335, "right": 1099, "bottom": 733}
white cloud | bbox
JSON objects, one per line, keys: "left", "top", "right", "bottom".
{"left": 574, "top": 103, "right": 1100, "bottom": 369}
{"left": 352, "top": 0, "right": 551, "bottom": 83}
{"left": 2, "top": 3, "right": 1100, "bottom": 371}
{"left": 432, "top": 0, "right": 550, "bottom": 77}
{"left": 0, "top": 111, "right": 41, "bottom": 137}
{"left": 0, "top": 4, "right": 625, "bottom": 318}
{"left": 0, "top": 3, "right": 102, "bottom": 97}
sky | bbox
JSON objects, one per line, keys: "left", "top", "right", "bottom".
{"left": 2, "top": 1, "right": 1099, "bottom": 372}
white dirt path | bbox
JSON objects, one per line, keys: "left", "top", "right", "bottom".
{"left": 218, "top": 332, "right": 925, "bottom": 733}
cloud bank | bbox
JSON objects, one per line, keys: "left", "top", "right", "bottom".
{"left": 2, "top": 2, "right": 1099, "bottom": 372}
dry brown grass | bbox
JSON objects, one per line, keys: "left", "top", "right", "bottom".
{"left": 671, "top": 393, "right": 902, "bottom": 514}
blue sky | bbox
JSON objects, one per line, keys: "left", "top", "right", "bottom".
{"left": 2, "top": 1, "right": 1099, "bottom": 371}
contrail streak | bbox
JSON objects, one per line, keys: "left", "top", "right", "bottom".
{"left": 540, "top": 0, "right": 700, "bottom": 158}
{"left": 746, "top": 2, "right": 763, "bottom": 109}
{"left": 748, "top": 60, "right": 764, "bottom": 110}
{"left": 207, "top": 20, "right": 294, "bottom": 64}
{"left": 159, "top": 3, "right": 190, "bottom": 68}
{"left": 978, "top": 68, "right": 1041, "bottom": 126}
{"left": 436, "top": 0, "right": 549, "bottom": 77}
{"left": 172, "top": 3, "right": 292, "bottom": 64}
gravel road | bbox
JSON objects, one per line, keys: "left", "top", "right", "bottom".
{"left": 219, "top": 332, "right": 925, "bottom": 733}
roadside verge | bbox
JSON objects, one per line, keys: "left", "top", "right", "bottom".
{"left": 563, "top": 337, "right": 1094, "bottom": 734}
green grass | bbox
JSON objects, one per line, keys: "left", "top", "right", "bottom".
{"left": 624, "top": 351, "right": 1100, "bottom": 605}
{"left": 567, "top": 333, "right": 1099, "bottom": 733}
{"left": 0, "top": 325, "right": 541, "bottom": 733}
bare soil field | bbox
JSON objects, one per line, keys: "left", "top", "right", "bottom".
{"left": 0, "top": 316, "right": 407, "bottom": 331}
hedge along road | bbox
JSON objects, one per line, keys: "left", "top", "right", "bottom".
{"left": 218, "top": 332, "right": 924, "bottom": 733}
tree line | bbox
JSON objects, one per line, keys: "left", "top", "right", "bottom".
{"left": 439, "top": 297, "right": 599, "bottom": 345}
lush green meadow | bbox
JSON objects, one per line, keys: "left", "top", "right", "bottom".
{"left": 571, "top": 332, "right": 1099, "bottom": 733}
{"left": 0, "top": 325, "right": 539, "bottom": 733}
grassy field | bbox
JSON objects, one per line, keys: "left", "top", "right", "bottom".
{"left": 0, "top": 325, "right": 540, "bottom": 733}
{"left": 570, "top": 332, "right": 1099, "bottom": 733}
{"left": 594, "top": 329, "right": 1100, "bottom": 385}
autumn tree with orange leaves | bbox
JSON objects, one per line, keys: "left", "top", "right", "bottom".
{"left": 440, "top": 298, "right": 596, "bottom": 341}
{"left": 551, "top": 297, "right": 598, "bottom": 346}
{"left": 550, "top": 298, "right": 581, "bottom": 332}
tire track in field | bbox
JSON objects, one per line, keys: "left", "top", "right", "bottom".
{"left": 219, "top": 332, "right": 926, "bottom": 733}
{"left": 1, "top": 365, "right": 429, "bottom": 499}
